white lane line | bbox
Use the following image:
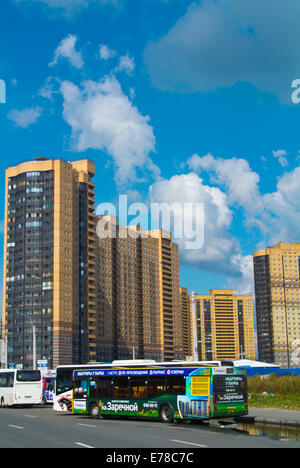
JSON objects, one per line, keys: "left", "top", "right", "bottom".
{"left": 25, "top": 415, "right": 37, "bottom": 418}
{"left": 75, "top": 442, "right": 95, "bottom": 449}
{"left": 8, "top": 425, "right": 24, "bottom": 430}
{"left": 171, "top": 439, "right": 207, "bottom": 448}
{"left": 77, "top": 423, "right": 97, "bottom": 428}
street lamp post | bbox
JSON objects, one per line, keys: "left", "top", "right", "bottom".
{"left": 191, "top": 291, "right": 199, "bottom": 362}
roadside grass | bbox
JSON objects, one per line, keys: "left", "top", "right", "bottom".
{"left": 248, "top": 375, "right": 300, "bottom": 410}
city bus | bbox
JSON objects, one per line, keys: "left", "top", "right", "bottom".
{"left": 53, "top": 360, "right": 230, "bottom": 413}
{"left": 71, "top": 362, "right": 248, "bottom": 422}
{"left": 0, "top": 369, "right": 43, "bottom": 407}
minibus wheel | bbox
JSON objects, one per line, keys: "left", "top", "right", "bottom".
{"left": 159, "top": 404, "right": 173, "bottom": 423}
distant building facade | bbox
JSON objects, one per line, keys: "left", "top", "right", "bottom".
{"left": 254, "top": 242, "right": 300, "bottom": 367}
{"left": 2, "top": 158, "right": 96, "bottom": 369}
{"left": 95, "top": 216, "right": 183, "bottom": 362}
{"left": 192, "top": 290, "right": 255, "bottom": 362}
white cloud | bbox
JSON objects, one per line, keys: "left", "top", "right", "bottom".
{"left": 60, "top": 75, "right": 159, "bottom": 186}
{"left": 163, "top": 153, "right": 300, "bottom": 292}
{"left": 99, "top": 44, "right": 117, "bottom": 60}
{"left": 7, "top": 106, "right": 43, "bottom": 128}
{"left": 149, "top": 173, "right": 245, "bottom": 278}
{"left": 49, "top": 34, "right": 84, "bottom": 69}
{"left": 187, "top": 153, "right": 261, "bottom": 213}
{"left": 273, "top": 149, "right": 289, "bottom": 167}
{"left": 144, "top": 0, "right": 300, "bottom": 102}
{"left": 38, "top": 76, "right": 59, "bottom": 101}
{"left": 114, "top": 54, "right": 135, "bottom": 76}
{"left": 262, "top": 166, "right": 300, "bottom": 243}
{"left": 187, "top": 152, "right": 300, "bottom": 248}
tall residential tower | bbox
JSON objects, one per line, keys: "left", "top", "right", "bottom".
{"left": 192, "top": 290, "right": 255, "bottom": 362}
{"left": 95, "top": 216, "right": 183, "bottom": 362}
{"left": 254, "top": 242, "right": 300, "bottom": 367}
{"left": 2, "top": 158, "right": 96, "bottom": 369}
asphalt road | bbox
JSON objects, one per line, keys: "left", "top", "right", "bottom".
{"left": 0, "top": 406, "right": 299, "bottom": 449}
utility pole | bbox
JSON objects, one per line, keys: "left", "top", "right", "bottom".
{"left": 191, "top": 291, "right": 199, "bottom": 362}
{"left": 33, "top": 325, "right": 37, "bottom": 370}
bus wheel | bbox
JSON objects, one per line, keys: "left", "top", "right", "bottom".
{"left": 89, "top": 403, "right": 100, "bottom": 419}
{"left": 159, "top": 405, "right": 173, "bottom": 423}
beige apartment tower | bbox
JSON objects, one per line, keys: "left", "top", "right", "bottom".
{"left": 2, "top": 158, "right": 96, "bottom": 369}
{"left": 254, "top": 242, "right": 300, "bottom": 367}
{"left": 95, "top": 216, "right": 183, "bottom": 362}
{"left": 180, "top": 287, "right": 193, "bottom": 359}
{"left": 192, "top": 290, "right": 255, "bottom": 362}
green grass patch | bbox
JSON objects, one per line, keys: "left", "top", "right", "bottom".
{"left": 248, "top": 375, "right": 300, "bottom": 410}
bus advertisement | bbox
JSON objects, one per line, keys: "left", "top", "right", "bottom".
{"left": 42, "top": 371, "right": 56, "bottom": 405}
{"left": 71, "top": 365, "right": 247, "bottom": 422}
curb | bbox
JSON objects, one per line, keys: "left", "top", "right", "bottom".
{"left": 235, "top": 416, "right": 300, "bottom": 429}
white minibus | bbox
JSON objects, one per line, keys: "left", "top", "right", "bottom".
{"left": 0, "top": 369, "right": 43, "bottom": 407}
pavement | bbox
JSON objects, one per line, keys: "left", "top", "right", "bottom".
{"left": 236, "top": 408, "right": 300, "bottom": 428}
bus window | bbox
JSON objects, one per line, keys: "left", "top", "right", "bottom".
{"left": 74, "top": 380, "right": 88, "bottom": 399}
{"left": 166, "top": 376, "right": 186, "bottom": 395}
{"left": 56, "top": 369, "right": 73, "bottom": 396}
{"left": 130, "top": 377, "right": 148, "bottom": 399}
{"left": 0, "top": 372, "right": 14, "bottom": 388}
{"left": 148, "top": 377, "right": 166, "bottom": 398}
{"left": 16, "top": 370, "right": 41, "bottom": 382}
{"left": 113, "top": 376, "right": 130, "bottom": 399}
{"left": 90, "top": 378, "right": 112, "bottom": 399}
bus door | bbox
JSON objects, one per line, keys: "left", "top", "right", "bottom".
{"left": 73, "top": 378, "right": 89, "bottom": 412}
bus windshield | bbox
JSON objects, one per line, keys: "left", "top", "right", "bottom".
{"left": 16, "top": 370, "right": 41, "bottom": 382}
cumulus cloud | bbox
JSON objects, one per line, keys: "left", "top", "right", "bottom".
{"left": 273, "top": 149, "right": 289, "bottom": 168}
{"left": 150, "top": 154, "right": 300, "bottom": 293}
{"left": 149, "top": 173, "right": 244, "bottom": 277}
{"left": 49, "top": 34, "right": 84, "bottom": 69}
{"left": 114, "top": 54, "right": 135, "bottom": 76}
{"left": 7, "top": 106, "right": 43, "bottom": 128}
{"left": 187, "top": 153, "right": 261, "bottom": 212}
{"left": 99, "top": 44, "right": 117, "bottom": 60}
{"left": 144, "top": 0, "right": 300, "bottom": 102}
{"left": 187, "top": 152, "right": 300, "bottom": 248}
{"left": 60, "top": 75, "right": 159, "bottom": 186}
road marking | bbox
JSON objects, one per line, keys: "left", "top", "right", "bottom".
{"left": 26, "top": 415, "right": 37, "bottom": 418}
{"left": 171, "top": 439, "right": 207, "bottom": 448}
{"left": 77, "top": 423, "right": 97, "bottom": 428}
{"left": 75, "top": 442, "right": 95, "bottom": 449}
{"left": 8, "top": 425, "right": 24, "bottom": 430}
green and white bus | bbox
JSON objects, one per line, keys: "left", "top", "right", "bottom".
{"left": 72, "top": 361, "right": 248, "bottom": 422}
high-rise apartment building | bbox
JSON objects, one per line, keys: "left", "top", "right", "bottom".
{"left": 95, "top": 216, "right": 183, "bottom": 362}
{"left": 2, "top": 158, "right": 96, "bottom": 369}
{"left": 180, "top": 287, "right": 193, "bottom": 359}
{"left": 192, "top": 290, "right": 255, "bottom": 361}
{"left": 254, "top": 242, "right": 300, "bottom": 367}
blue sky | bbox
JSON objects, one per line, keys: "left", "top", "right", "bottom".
{"left": 1, "top": 0, "right": 300, "bottom": 303}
